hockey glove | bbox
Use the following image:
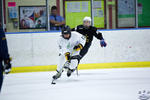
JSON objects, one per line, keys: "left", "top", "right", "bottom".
{"left": 4, "top": 58, "right": 12, "bottom": 74}
{"left": 73, "top": 44, "right": 83, "bottom": 51}
{"left": 65, "top": 52, "right": 71, "bottom": 61}
{"left": 100, "top": 39, "right": 107, "bottom": 47}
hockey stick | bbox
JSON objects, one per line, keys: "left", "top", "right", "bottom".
{"left": 51, "top": 61, "right": 70, "bottom": 84}
{"left": 70, "top": 50, "right": 80, "bottom": 76}
{"left": 51, "top": 50, "right": 80, "bottom": 85}
{"left": 51, "top": 62, "right": 79, "bottom": 85}
{"left": 76, "top": 66, "right": 79, "bottom": 76}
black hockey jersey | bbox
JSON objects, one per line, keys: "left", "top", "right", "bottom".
{"left": 72, "top": 25, "right": 103, "bottom": 43}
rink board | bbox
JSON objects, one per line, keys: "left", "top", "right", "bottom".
{"left": 6, "top": 28, "right": 150, "bottom": 73}
{"left": 11, "top": 61, "right": 150, "bottom": 73}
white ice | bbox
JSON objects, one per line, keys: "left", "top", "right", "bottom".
{"left": 0, "top": 68, "right": 150, "bottom": 100}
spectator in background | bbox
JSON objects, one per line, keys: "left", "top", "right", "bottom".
{"left": 50, "top": 6, "right": 65, "bottom": 30}
{"left": 0, "top": 23, "right": 11, "bottom": 92}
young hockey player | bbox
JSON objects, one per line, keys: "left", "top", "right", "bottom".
{"left": 72, "top": 17, "right": 107, "bottom": 60}
{"left": 52, "top": 25, "right": 86, "bottom": 81}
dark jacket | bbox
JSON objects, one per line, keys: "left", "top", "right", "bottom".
{"left": 72, "top": 25, "right": 104, "bottom": 43}
{"left": 0, "top": 28, "right": 9, "bottom": 62}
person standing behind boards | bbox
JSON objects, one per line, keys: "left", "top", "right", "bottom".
{"left": 50, "top": 6, "right": 65, "bottom": 30}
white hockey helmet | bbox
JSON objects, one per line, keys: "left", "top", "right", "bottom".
{"left": 83, "top": 16, "right": 91, "bottom": 23}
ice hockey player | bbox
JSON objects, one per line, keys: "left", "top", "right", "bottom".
{"left": 0, "top": 25, "right": 12, "bottom": 92}
{"left": 72, "top": 16, "right": 107, "bottom": 60}
{"left": 52, "top": 25, "right": 86, "bottom": 80}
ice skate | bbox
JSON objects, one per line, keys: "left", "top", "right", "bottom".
{"left": 67, "top": 68, "right": 75, "bottom": 77}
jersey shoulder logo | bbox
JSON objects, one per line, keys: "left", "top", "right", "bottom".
{"left": 79, "top": 28, "right": 83, "bottom": 30}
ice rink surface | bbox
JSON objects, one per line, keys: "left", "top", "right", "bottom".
{"left": 0, "top": 68, "right": 150, "bottom": 100}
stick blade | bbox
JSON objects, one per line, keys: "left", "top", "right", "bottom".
{"left": 51, "top": 82, "right": 56, "bottom": 85}
{"left": 51, "top": 79, "right": 56, "bottom": 85}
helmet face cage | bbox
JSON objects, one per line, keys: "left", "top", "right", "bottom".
{"left": 83, "top": 17, "right": 91, "bottom": 23}
{"left": 83, "top": 17, "right": 91, "bottom": 27}
{"left": 61, "top": 25, "right": 71, "bottom": 39}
